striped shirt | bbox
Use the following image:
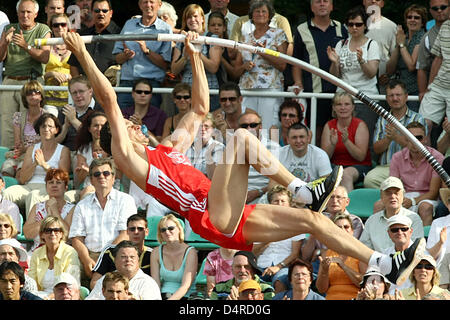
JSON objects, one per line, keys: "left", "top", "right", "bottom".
{"left": 430, "top": 19, "right": 450, "bottom": 89}
{"left": 373, "top": 108, "right": 426, "bottom": 165}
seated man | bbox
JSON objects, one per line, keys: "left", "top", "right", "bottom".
{"left": 69, "top": 157, "right": 137, "bottom": 285}
{"left": 0, "top": 262, "right": 42, "bottom": 300}
{"left": 238, "top": 279, "right": 264, "bottom": 300}
{"left": 90, "top": 213, "right": 151, "bottom": 290}
{"left": 210, "top": 251, "right": 274, "bottom": 300}
{"left": 360, "top": 177, "right": 424, "bottom": 253}
{"left": 374, "top": 122, "right": 443, "bottom": 226}
{"left": 64, "top": 31, "right": 427, "bottom": 287}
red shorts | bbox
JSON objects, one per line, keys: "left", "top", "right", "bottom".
{"left": 145, "top": 144, "right": 254, "bottom": 251}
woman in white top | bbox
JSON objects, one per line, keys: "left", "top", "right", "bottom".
{"left": 23, "top": 169, "right": 75, "bottom": 252}
{"left": 327, "top": 6, "right": 380, "bottom": 96}
{"left": 3, "top": 113, "right": 71, "bottom": 217}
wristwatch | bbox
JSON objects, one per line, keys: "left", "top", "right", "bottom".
{"left": 399, "top": 43, "right": 405, "bottom": 48}
{"left": 27, "top": 44, "right": 32, "bottom": 51}
{"left": 144, "top": 48, "right": 151, "bottom": 55}
{"left": 279, "top": 261, "right": 286, "bottom": 268}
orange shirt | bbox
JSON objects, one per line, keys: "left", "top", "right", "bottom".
{"left": 325, "top": 249, "right": 360, "bottom": 300}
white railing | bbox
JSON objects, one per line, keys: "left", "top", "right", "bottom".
{"left": 0, "top": 85, "right": 420, "bottom": 145}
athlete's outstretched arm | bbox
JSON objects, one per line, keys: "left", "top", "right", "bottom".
{"left": 63, "top": 32, "right": 149, "bottom": 188}
{"left": 163, "top": 32, "right": 210, "bottom": 154}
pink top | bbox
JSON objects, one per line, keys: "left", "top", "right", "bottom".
{"left": 203, "top": 249, "right": 234, "bottom": 283}
{"left": 390, "top": 146, "right": 444, "bottom": 194}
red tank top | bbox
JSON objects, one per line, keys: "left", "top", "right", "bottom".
{"left": 327, "top": 117, "right": 371, "bottom": 166}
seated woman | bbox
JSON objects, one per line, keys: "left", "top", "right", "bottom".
{"left": 315, "top": 214, "right": 366, "bottom": 300}
{"left": 0, "top": 213, "right": 19, "bottom": 241}
{"left": 122, "top": 79, "right": 167, "bottom": 142}
{"left": 3, "top": 113, "right": 71, "bottom": 218}
{"left": 356, "top": 267, "right": 392, "bottom": 300}
{"left": 185, "top": 113, "right": 225, "bottom": 179}
{"left": 1, "top": 81, "right": 53, "bottom": 177}
{"left": 150, "top": 214, "right": 198, "bottom": 300}
{"left": 203, "top": 247, "right": 237, "bottom": 298}
{"left": 23, "top": 169, "right": 75, "bottom": 252}
{"left": 170, "top": 4, "right": 222, "bottom": 111}
{"left": 321, "top": 92, "right": 371, "bottom": 192}
{"left": 73, "top": 111, "right": 109, "bottom": 197}
{"left": 28, "top": 216, "right": 80, "bottom": 299}
{"left": 270, "top": 100, "right": 303, "bottom": 147}
{"left": 400, "top": 254, "right": 449, "bottom": 299}
{"left": 44, "top": 13, "right": 72, "bottom": 110}
{"left": 161, "top": 83, "right": 192, "bottom": 139}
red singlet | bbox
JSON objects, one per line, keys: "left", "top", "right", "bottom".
{"left": 144, "top": 145, "right": 254, "bottom": 250}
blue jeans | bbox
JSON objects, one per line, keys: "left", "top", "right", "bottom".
{"left": 117, "top": 79, "right": 162, "bottom": 110}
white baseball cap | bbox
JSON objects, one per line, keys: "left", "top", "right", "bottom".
{"left": 0, "top": 238, "right": 28, "bottom": 262}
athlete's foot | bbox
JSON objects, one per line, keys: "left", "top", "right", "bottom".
{"left": 385, "top": 237, "right": 426, "bottom": 286}
{"left": 296, "top": 166, "right": 343, "bottom": 213}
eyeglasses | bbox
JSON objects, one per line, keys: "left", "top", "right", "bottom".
{"left": 431, "top": 5, "right": 448, "bottom": 11}
{"left": 92, "top": 170, "right": 112, "bottom": 178}
{"left": 415, "top": 263, "right": 434, "bottom": 270}
{"left": 330, "top": 195, "right": 347, "bottom": 201}
{"left": 70, "top": 89, "right": 88, "bottom": 96}
{"left": 220, "top": 96, "right": 238, "bottom": 102}
{"left": 0, "top": 224, "right": 11, "bottom": 228}
{"left": 26, "top": 89, "right": 41, "bottom": 96}
{"left": 347, "top": 22, "right": 364, "bottom": 28}
{"left": 339, "top": 224, "right": 352, "bottom": 230}
{"left": 134, "top": 90, "right": 152, "bottom": 95}
{"left": 281, "top": 113, "right": 298, "bottom": 118}
{"left": 407, "top": 15, "right": 421, "bottom": 20}
{"left": 239, "top": 122, "right": 261, "bottom": 129}
{"left": 43, "top": 227, "right": 62, "bottom": 234}
{"left": 93, "top": 8, "right": 110, "bottom": 13}
{"left": 52, "top": 22, "right": 67, "bottom": 28}
{"left": 160, "top": 226, "right": 176, "bottom": 233}
{"left": 389, "top": 227, "right": 410, "bottom": 233}
{"left": 128, "top": 226, "right": 145, "bottom": 232}
{"left": 292, "top": 272, "right": 310, "bottom": 279}
{"left": 175, "top": 95, "right": 190, "bottom": 100}
{"left": 414, "top": 135, "right": 424, "bottom": 141}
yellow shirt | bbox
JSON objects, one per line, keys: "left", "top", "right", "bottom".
{"left": 401, "top": 285, "right": 449, "bottom": 300}
{"left": 28, "top": 241, "right": 81, "bottom": 291}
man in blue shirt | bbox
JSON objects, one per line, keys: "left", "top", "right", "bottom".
{"left": 113, "top": 0, "right": 172, "bottom": 110}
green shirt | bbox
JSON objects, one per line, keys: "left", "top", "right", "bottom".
{"left": 210, "top": 275, "right": 275, "bottom": 300}
{"left": 3, "top": 22, "right": 50, "bottom": 77}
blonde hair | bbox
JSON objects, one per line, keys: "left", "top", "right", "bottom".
{"left": 39, "top": 216, "right": 67, "bottom": 243}
{"left": 331, "top": 92, "right": 355, "bottom": 118}
{"left": 410, "top": 263, "right": 441, "bottom": 287}
{"left": 157, "top": 214, "right": 185, "bottom": 243}
{"left": 0, "top": 213, "right": 18, "bottom": 238}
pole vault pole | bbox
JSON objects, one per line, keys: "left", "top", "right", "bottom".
{"left": 35, "top": 33, "right": 450, "bottom": 187}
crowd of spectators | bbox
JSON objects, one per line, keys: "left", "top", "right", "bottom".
{"left": 0, "top": 0, "right": 450, "bottom": 301}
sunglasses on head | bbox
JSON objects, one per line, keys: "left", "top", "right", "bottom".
{"left": 52, "top": 22, "right": 67, "bottom": 28}
{"left": 160, "top": 225, "right": 176, "bottom": 233}
{"left": 431, "top": 5, "right": 448, "bottom": 11}
{"left": 43, "top": 227, "right": 62, "bottom": 234}
{"left": 93, "top": 8, "right": 110, "bottom": 13}
{"left": 389, "top": 227, "right": 410, "bottom": 233}
{"left": 175, "top": 95, "right": 190, "bottom": 100}
{"left": 128, "top": 226, "right": 145, "bottom": 232}
{"left": 407, "top": 15, "right": 421, "bottom": 20}
{"left": 348, "top": 22, "right": 364, "bottom": 28}
{"left": 240, "top": 122, "right": 260, "bottom": 129}
{"left": 415, "top": 263, "right": 434, "bottom": 270}
{"left": 92, "top": 170, "right": 112, "bottom": 178}
{"left": 220, "top": 96, "right": 238, "bottom": 102}
{"left": 134, "top": 90, "right": 152, "bottom": 95}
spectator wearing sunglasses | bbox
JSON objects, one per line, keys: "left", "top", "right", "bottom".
{"left": 69, "top": 157, "right": 137, "bottom": 288}
{"left": 162, "top": 83, "right": 192, "bottom": 140}
{"left": 382, "top": 215, "right": 415, "bottom": 294}
{"left": 68, "top": 0, "right": 121, "bottom": 78}
{"left": 270, "top": 100, "right": 303, "bottom": 147}
{"left": 150, "top": 214, "right": 198, "bottom": 300}
{"left": 383, "top": 122, "right": 443, "bottom": 226}
{"left": 89, "top": 214, "right": 152, "bottom": 290}
{"left": 400, "top": 254, "right": 449, "bottom": 299}
{"left": 386, "top": 5, "right": 427, "bottom": 113}
{"left": 237, "top": 109, "right": 280, "bottom": 205}
{"left": 360, "top": 176, "right": 424, "bottom": 253}
{"left": 122, "top": 79, "right": 167, "bottom": 142}
{"left": 28, "top": 216, "right": 81, "bottom": 299}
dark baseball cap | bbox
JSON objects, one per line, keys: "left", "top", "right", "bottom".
{"left": 234, "top": 250, "right": 261, "bottom": 275}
